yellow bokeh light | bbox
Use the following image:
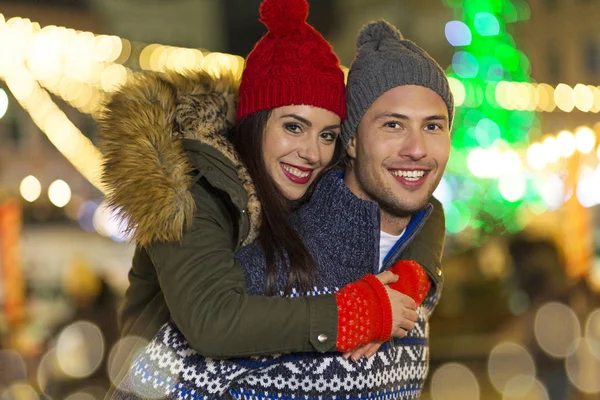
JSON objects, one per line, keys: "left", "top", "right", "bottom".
{"left": 95, "top": 34, "right": 122, "bottom": 63}
{"left": 554, "top": 83, "right": 575, "bottom": 112}
{"left": 449, "top": 77, "right": 466, "bottom": 107}
{"left": 498, "top": 173, "right": 526, "bottom": 202}
{"left": 431, "top": 363, "right": 480, "bottom": 400}
{"left": 495, "top": 81, "right": 510, "bottom": 109}
{"left": 139, "top": 43, "right": 160, "bottom": 70}
{"left": 542, "top": 136, "right": 561, "bottom": 163}
{"left": 527, "top": 143, "right": 546, "bottom": 170}
{"left": 591, "top": 85, "right": 600, "bottom": 113}
{"left": 20, "top": 175, "right": 42, "bottom": 202}
{"left": 575, "top": 126, "right": 597, "bottom": 154}
{"left": 488, "top": 342, "right": 536, "bottom": 395}
{"left": 534, "top": 302, "right": 580, "bottom": 358}
{"left": 101, "top": 64, "right": 128, "bottom": 92}
{"left": 556, "top": 130, "right": 576, "bottom": 158}
{"left": 536, "top": 83, "right": 556, "bottom": 112}
{"left": 48, "top": 179, "right": 72, "bottom": 208}
{"left": 574, "top": 83, "right": 594, "bottom": 112}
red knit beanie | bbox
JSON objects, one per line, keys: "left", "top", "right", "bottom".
{"left": 236, "top": 0, "right": 346, "bottom": 121}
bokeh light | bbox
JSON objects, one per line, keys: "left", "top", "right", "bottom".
{"left": 526, "top": 143, "right": 546, "bottom": 170}
{"left": 107, "top": 336, "right": 149, "bottom": 390}
{"left": 565, "top": 338, "right": 600, "bottom": 394}
{"left": 93, "top": 201, "right": 129, "bottom": 242}
{"left": 453, "top": 51, "right": 479, "bottom": 79}
{"left": 534, "top": 302, "right": 580, "bottom": 358}
{"left": 556, "top": 130, "right": 576, "bottom": 158}
{"left": 488, "top": 342, "right": 536, "bottom": 395}
{"left": 431, "top": 363, "right": 480, "bottom": 400}
{"left": 56, "top": 321, "right": 105, "bottom": 378}
{"left": 575, "top": 126, "right": 596, "bottom": 154}
{"left": 2, "top": 383, "right": 39, "bottom": 400}
{"left": 585, "top": 308, "right": 600, "bottom": 359}
{"left": 48, "top": 179, "right": 71, "bottom": 208}
{"left": 473, "top": 12, "right": 500, "bottom": 36}
{"left": 498, "top": 173, "right": 526, "bottom": 202}
{"left": 0, "top": 88, "right": 8, "bottom": 119}
{"left": 554, "top": 83, "right": 574, "bottom": 112}
{"left": 0, "top": 350, "right": 27, "bottom": 389}
{"left": 502, "top": 378, "right": 549, "bottom": 400}
{"left": 445, "top": 21, "right": 472, "bottom": 46}
{"left": 20, "top": 175, "right": 42, "bottom": 202}
{"left": 448, "top": 77, "right": 466, "bottom": 107}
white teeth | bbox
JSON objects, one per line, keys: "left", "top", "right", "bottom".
{"left": 282, "top": 164, "right": 310, "bottom": 178}
{"left": 390, "top": 170, "right": 425, "bottom": 181}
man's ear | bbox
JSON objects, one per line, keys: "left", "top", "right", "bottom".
{"left": 346, "top": 135, "right": 357, "bottom": 159}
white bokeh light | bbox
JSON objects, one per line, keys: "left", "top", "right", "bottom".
{"left": 431, "top": 363, "right": 480, "bottom": 400}
{"left": 534, "top": 302, "right": 580, "bottom": 358}
{"left": 488, "top": 342, "right": 536, "bottom": 395}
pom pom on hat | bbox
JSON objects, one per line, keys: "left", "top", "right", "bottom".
{"left": 259, "top": 0, "right": 309, "bottom": 35}
{"left": 237, "top": 0, "right": 346, "bottom": 121}
{"left": 357, "top": 20, "right": 403, "bottom": 48}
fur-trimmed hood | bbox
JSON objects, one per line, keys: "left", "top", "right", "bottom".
{"left": 98, "top": 70, "right": 260, "bottom": 247}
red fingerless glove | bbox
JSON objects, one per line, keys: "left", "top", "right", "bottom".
{"left": 387, "top": 260, "right": 431, "bottom": 306}
{"left": 334, "top": 274, "right": 393, "bottom": 352}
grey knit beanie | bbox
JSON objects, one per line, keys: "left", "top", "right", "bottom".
{"left": 341, "top": 20, "right": 454, "bottom": 145}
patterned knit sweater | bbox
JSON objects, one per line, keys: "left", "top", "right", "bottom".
{"left": 113, "top": 170, "right": 442, "bottom": 400}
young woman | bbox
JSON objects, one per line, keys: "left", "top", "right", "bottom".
{"left": 100, "top": 1, "right": 445, "bottom": 397}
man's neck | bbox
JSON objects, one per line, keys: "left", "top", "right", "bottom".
{"left": 380, "top": 212, "right": 410, "bottom": 236}
{"left": 343, "top": 167, "right": 410, "bottom": 236}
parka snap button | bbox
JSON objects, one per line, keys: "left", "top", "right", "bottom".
{"left": 317, "top": 334, "right": 328, "bottom": 343}
{"left": 436, "top": 268, "right": 442, "bottom": 276}
{"left": 242, "top": 209, "right": 246, "bottom": 214}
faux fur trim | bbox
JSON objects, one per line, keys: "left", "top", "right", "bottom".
{"left": 98, "top": 70, "right": 261, "bottom": 247}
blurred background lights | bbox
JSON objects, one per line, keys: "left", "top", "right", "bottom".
{"left": 445, "top": 21, "right": 472, "bottom": 46}
{"left": 498, "top": 173, "right": 526, "bottom": 202}
{"left": 541, "top": 137, "right": 560, "bottom": 164}
{"left": 573, "top": 83, "right": 594, "bottom": 112}
{"left": 0, "top": 350, "right": 28, "bottom": 389}
{"left": 448, "top": 77, "right": 466, "bottom": 106}
{"left": 430, "top": 363, "right": 479, "bottom": 400}
{"left": 502, "top": 378, "right": 549, "bottom": 400}
{"left": 20, "top": 175, "right": 42, "bottom": 203}
{"left": 473, "top": 12, "right": 500, "bottom": 36}
{"left": 56, "top": 321, "right": 105, "bottom": 379}
{"left": 0, "top": 87, "right": 8, "bottom": 119}
{"left": 565, "top": 338, "right": 600, "bottom": 394}
{"left": 526, "top": 143, "right": 546, "bottom": 170}
{"left": 488, "top": 342, "right": 536, "bottom": 395}
{"left": 556, "top": 130, "right": 576, "bottom": 158}
{"left": 107, "top": 336, "right": 149, "bottom": 390}
{"left": 453, "top": 51, "right": 479, "bottom": 79}
{"left": 48, "top": 179, "right": 71, "bottom": 208}
{"left": 574, "top": 126, "right": 596, "bottom": 154}
{"left": 433, "top": 177, "right": 453, "bottom": 208}
{"left": 92, "top": 201, "right": 129, "bottom": 242}
{"left": 2, "top": 383, "right": 39, "bottom": 400}
{"left": 554, "top": 83, "right": 574, "bottom": 112}
{"left": 585, "top": 308, "right": 600, "bottom": 358}
{"left": 534, "top": 302, "right": 580, "bottom": 358}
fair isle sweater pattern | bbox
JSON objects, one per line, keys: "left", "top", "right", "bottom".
{"left": 113, "top": 170, "right": 441, "bottom": 400}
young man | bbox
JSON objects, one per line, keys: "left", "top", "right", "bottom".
{"left": 113, "top": 20, "right": 453, "bottom": 400}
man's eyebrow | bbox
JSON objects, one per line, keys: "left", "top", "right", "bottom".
{"left": 374, "top": 113, "right": 448, "bottom": 123}
{"left": 424, "top": 115, "right": 448, "bottom": 122}
{"left": 374, "top": 112, "right": 409, "bottom": 121}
